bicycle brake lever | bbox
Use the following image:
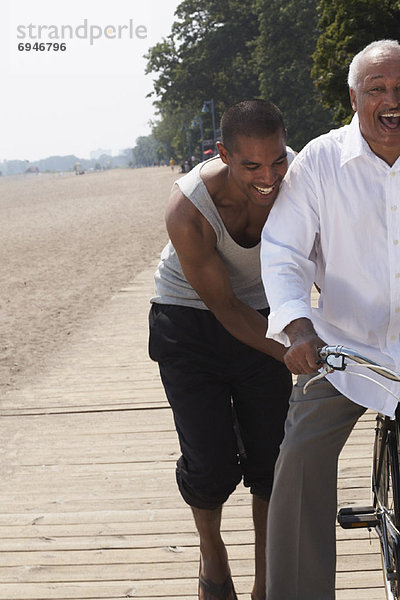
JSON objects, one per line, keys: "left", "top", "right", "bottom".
{"left": 303, "top": 364, "right": 334, "bottom": 395}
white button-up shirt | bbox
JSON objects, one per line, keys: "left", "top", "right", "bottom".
{"left": 261, "top": 113, "right": 400, "bottom": 416}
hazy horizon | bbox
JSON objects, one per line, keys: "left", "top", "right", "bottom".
{"left": 1, "top": 0, "right": 181, "bottom": 162}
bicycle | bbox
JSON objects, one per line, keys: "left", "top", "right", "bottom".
{"left": 305, "top": 345, "right": 400, "bottom": 600}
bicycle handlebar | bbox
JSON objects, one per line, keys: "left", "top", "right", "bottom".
{"left": 303, "top": 345, "right": 400, "bottom": 396}
{"left": 318, "top": 345, "right": 400, "bottom": 382}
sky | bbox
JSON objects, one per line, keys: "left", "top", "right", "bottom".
{"left": 0, "top": 0, "right": 181, "bottom": 161}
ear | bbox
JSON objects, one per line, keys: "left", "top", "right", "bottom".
{"left": 349, "top": 87, "right": 357, "bottom": 112}
{"left": 216, "top": 141, "right": 231, "bottom": 166}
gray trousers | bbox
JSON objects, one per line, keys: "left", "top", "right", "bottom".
{"left": 266, "top": 375, "right": 366, "bottom": 600}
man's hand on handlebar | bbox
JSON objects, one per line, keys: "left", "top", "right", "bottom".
{"left": 283, "top": 318, "right": 325, "bottom": 375}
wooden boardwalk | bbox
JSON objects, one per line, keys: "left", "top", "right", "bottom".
{"left": 0, "top": 261, "right": 385, "bottom": 599}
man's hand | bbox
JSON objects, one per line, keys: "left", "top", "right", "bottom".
{"left": 283, "top": 318, "right": 325, "bottom": 374}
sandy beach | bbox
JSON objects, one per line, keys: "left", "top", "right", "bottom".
{"left": 0, "top": 167, "right": 178, "bottom": 395}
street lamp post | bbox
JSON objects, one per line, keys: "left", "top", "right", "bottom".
{"left": 180, "top": 123, "right": 192, "bottom": 158}
{"left": 192, "top": 116, "right": 204, "bottom": 162}
{"left": 201, "top": 99, "right": 217, "bottom": 153}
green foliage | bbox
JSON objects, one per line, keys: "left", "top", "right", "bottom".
{"left": 145, "top": 0, "right": 261, "bottom": 127}
{"left": 312, "top": 0, "right": 400, "bottom": 124}
{"left": 256, "top": 0, "right": 334, "bottom": 150}
{"left": 131, "top": 135, "right": 159, "bottom": 167}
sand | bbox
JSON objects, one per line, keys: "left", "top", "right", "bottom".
{"left": 0, "top": 167, "right": 179, "bottom": 395}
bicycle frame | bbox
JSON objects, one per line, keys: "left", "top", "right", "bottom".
{"left": 306, "top": 345, "right": 400, "bottom": 599}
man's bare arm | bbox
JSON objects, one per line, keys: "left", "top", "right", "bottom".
{"left": 166, "top": 186, "right": 287, "bottom": 362}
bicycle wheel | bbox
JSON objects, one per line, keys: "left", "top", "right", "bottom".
{"left": 378, "top": 526, "right": 400, "bottom": 600}
{"left": 374, "top": 415, "right": 400, "bottom": 527}
{"left": 373, "top": 414, "right": 400, "bottom": 599}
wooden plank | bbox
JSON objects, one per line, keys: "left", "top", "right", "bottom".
{"left": 0, "top": 576, "right": 382, "bottom": 600}
{"left": 0, "top": 559, "right": 256, "bottom": 583}
{"left": 0, "top": 517, "right": 254, "bottom": 539}
{"left": 0, "top": 533, "right": 383, "bottom": 554}
{"left": 0, "top": 505, "right": 252, "bottom": 526}
{"left": 0, "top": 517, "right": 383, "bottom": 541}
{"left": 336, "top": 592, "right": 384, "bottom": 600}
{"left": 0, "top": 408, "right": 175, "bottom": 433}
{"left": 0, "top": 546, "right": 382, "bottom": 570}
{"left": 0, "top": 556, "right": 388, "bottom": 583}
{"left": 0, "top": 545, "right": 247, "bottom": 567}
{"left": 0, "top": 494, "right": 249, "bottom": 515}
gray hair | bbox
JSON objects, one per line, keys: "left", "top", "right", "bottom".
{"left": 348, "top": 39, "right": 400, "bottom": 89}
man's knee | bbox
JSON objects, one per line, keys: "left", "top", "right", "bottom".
{"left": 175, "top": 456, "right": 241, "bottom": 510}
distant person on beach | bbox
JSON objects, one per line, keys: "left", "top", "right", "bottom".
{"left": 149, "top": 99, "right": 295, "bottom": 600}
{"left": 260, "top": 40, "right": 400, "bottom": 600}
{"left": 169, "top": 157, "right": 175, "bottom": 171}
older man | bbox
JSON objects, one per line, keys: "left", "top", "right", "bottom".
{"left": 261, "top": 40, "right": 400, "bottom": 600}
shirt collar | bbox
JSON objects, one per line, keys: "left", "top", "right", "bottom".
{"left": 340, "top": 112, "right": 373, "bottom": 167}
{"left": 341, "top": 112, "right": 400, "bottom": 169}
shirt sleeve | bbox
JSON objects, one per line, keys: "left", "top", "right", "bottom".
{"left": 260, "top": 152, "right": 320, "bottom": 345}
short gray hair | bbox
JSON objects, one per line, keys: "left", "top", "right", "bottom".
{"left": 348, "top": 39, "right": 400, "bottom": 90}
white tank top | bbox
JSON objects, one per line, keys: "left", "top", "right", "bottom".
{"left": 151, "top": 150, "right": 294, "bottom": 310}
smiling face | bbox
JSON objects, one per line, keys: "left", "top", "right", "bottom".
{"left": 217, "top": 130, "right": 288, "bottom": 208}
{"left": 350, "top": 48, "right": 400, "bottom": 165}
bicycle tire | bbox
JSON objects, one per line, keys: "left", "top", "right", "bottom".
{"left": 373, "top": 414, "right": 400, "bottom": 599}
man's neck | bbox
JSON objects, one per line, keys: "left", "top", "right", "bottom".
{"left": 364, "top": 138, "right": 400, "bottom": 167}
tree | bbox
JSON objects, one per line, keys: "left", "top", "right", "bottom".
{"left": 256, "top": 0, "right": 334, "bottom": 151}
{"left": 131, "top": 136, "right": 159, "bottom": 167}
{"left": 312, "top": 0, "right": 400, "bottom": 124}
{"left": 145, "top": 0, "right": 261, "bottom": 121}
{"left": 150, "top": 107, "right": 202, "bottom": 162}
{"left": 145, "top": 0, "right": 266, "bottom": 160}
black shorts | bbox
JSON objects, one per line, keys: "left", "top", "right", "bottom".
{"left": 148, "top": 303, "right": 292, "bottom": 510}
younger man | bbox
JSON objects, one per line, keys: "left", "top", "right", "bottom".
{"left": 149, "top": 100, "right": 294, "bottom": 600}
